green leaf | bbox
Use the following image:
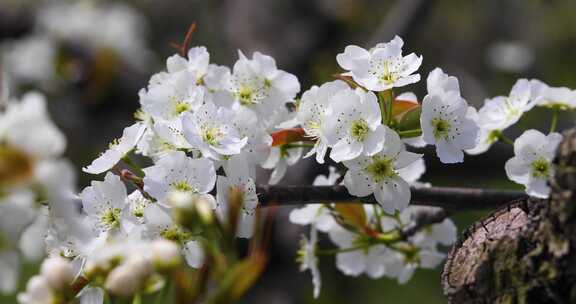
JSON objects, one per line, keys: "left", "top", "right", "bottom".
{"left": 397, "top": 106, "right": 421, "bottom": 133}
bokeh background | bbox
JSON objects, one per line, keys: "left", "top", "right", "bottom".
{"left": 1, "top": 0, "right": 576, "bottom": 303}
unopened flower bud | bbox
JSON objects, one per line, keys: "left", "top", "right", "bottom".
{"left": 40, "top": 256, "right": 74, "bottom": 290}
{"left": 169, "top": 191, "right": 216, "bottom": 229}
{"left": 124, "top": 255, "right": 154, "bottom": 279}
{"left": 151, "top": 239, "right": 182, "bottom": 271}
{"left": 193, "top": 194, "right": 216, "bottom": 224}
{"left": 18, "top": 275, "right": 56, "bottom": 304}
{"left": 104, "top": 265, "right": 141, "bottom": 297}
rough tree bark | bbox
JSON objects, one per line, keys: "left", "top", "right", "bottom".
{"left": 442, "top": 128, "right": 576, "bottom": 303}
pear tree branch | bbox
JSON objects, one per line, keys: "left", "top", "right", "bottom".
{"left": 257, "top": 185, "right": 526, "bottom": 212}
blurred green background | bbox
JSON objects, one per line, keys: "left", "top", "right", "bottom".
{"left": 2, "top": 0, "right": 576, "bottom": 303}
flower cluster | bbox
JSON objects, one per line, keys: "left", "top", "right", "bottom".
{"left": 1, "top": 32, "right": 572, "bottom": 302}
{"left": 0, "top": 92, "right": 76, "bottom": 294}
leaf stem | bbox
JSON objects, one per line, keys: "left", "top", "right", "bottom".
{"left": 316, "top": 244, "right": 367, "bottom": 255}
{"left": 550, "top": 107, "right": 559, "bottom": 133}
{"left": 499, "top": 133, "right": 515, "bottom": 146}
{"left": 122, "top": 155, "right": 145, "bottom": 177}
{"left": 378, "top": 89, "right": 395, "bottom": 126}
{"left": 132, "top": 293, "right": 142, "bottom": 304}
{"left": 386, "top": 90, "right": 395, "bottom": 126}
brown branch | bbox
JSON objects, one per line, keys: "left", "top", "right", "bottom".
{"left": 401, "top": 207, "right": 451, "bottom": 237}
{"left": 257, "top": 185, "right": 526, "bottom": 212}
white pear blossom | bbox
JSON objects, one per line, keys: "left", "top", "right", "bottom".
{"left": 143, "top": 151, "right": 216, "bottom": 204}
{"left": 216, "top": 155, "right": 259, "bottom": 238}
{"left": 123, "top": 190, "right": 152, "bottom": 225}
{"left": 143, "top": 204, "right": 205, "bottom": 268}
{"left": 297, "top": 80, "right": 349, "bottom": 163}
{"left": 165, "top": 46, "right": 230, "bottom": 91}
{"left": 297, "top": 227, "right": 321, "bottom": 298}
{"left": 324, "top": 88, "right": 386, "bottom": 162}
{"left": 467, "top": 79, "right": 536, "bottom": 155}
{"left": 530, "top": 79, "right": 576, "bottom": 110}
{"left": 336, "top": 36, "right": 422, "bottom": 91}
{"left": 139, "top": 72, "right": 205, "bottom": 123}
{"left": 0, "top": 92, "right": 66, "bottom": 159}
{"left": 343, "top": 127, "right": 421, "bottom": 213}
{"left": 328, "top": 224, "right": 393, "bottom": 278}
{"left": 505, "top": 130, "right": 562, "bottom": 198}
{"left": 182, "top": 102, "right": 248, "bottom": 160}
{"left": 80, "top": 173, "right": 129, "bottom": 235}
{"left": 289, "top": 167, "right": 339, "bottom": 232}
{"left": 421, "top": 68, "right": 479, "bottom": 163}
{"left": 221, "top": 51, "right": 300, "bottom": 117}
{"left": 83, "top": 122, "right": 146, "bottom": 174}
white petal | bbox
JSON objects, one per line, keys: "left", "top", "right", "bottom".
{"left": 363, "top": 125, "right": 386, "bottom": 156}
{"left": 336, "top": 45, "right": 370, "bottom": 71}
{"left": 505, "top": 157, "right": 530, "bottom": 185}
{"left": 79, "top": 287, "right": 104, "bottom": 304}
{"left": 343, "top": 170, "right": 375, "bottom": 197}
{"left": 526, "top": 178, "right": 550, "bottom": 199}
{"left": 436, "top": 141, "right": 464, "bottom": 164}
{"left": 0, "top": 251, "right": 19, "bottom": 293}
{"left": 374, "top": 177, "right": 411, "bottom": 214}
{"left": 394, "top": 151, "right": 422, "bottom": 170}
{"left": 289, "top": 205, "right": 321, "bottom": 226}
{"left": 336, "top": 251, "right": 366, "bottom": 277}
{"left": 419, "top": 250, "right": 446, "bottom": 269}
{"left": 183, "top": 240, "right": 204, "bottom": 268}
{"left": 397, "top": 158, "right": 426, "bottom": 183}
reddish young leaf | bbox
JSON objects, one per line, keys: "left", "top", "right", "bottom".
{"left": 271, "top": 128, "right": 307, "bottom": 146}
{"left": 391, "top": 99, "right": 419, "bottom": 117}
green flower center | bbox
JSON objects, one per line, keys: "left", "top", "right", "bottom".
{"left": 238, "top": 87, "right": 256, "bottom": 105}
{"left": 366, "top": 156, "right": 396, "bottom": 183}
{"left": 175, "top": 101, "right": 191, "bottom": 114}
{"left": 504, "top": 98, "right": 521, "bottom": 119}
{"left": 531, "top": 158, "right": 551, "bottom": 178}
{"left": 201, "top": 126, "right": 222, "bottom": 146}
{"left": 161, "top": 226, "right": 192, "bottom": 244}
{"left": 350, "top": 119, "right": 370, "bottom": 142}
{"left": 100, "top": 208, "right": 122, "bottom": 229}
{"left": 432, "top": 118, "right": 451, "bottom": 140}
{"left": 378, "top": 61, "right": 399, "bottom": 85}
{"left": 171, "top": 181, "right": 195, "bottom": 193}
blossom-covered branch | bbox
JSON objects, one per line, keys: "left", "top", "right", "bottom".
{"left": 257, "top": 185, "right": 526, "bottom": 211}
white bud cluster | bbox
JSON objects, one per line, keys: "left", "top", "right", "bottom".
{"left": 17, "top": 256, "right": 74, "bottom": 304}
{"left": 82, "top": 239, "right": 182, "bottom": 298}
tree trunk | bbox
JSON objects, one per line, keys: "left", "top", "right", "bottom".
{"left": 442, "top": 129, "right": 576, "bottom": 303}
